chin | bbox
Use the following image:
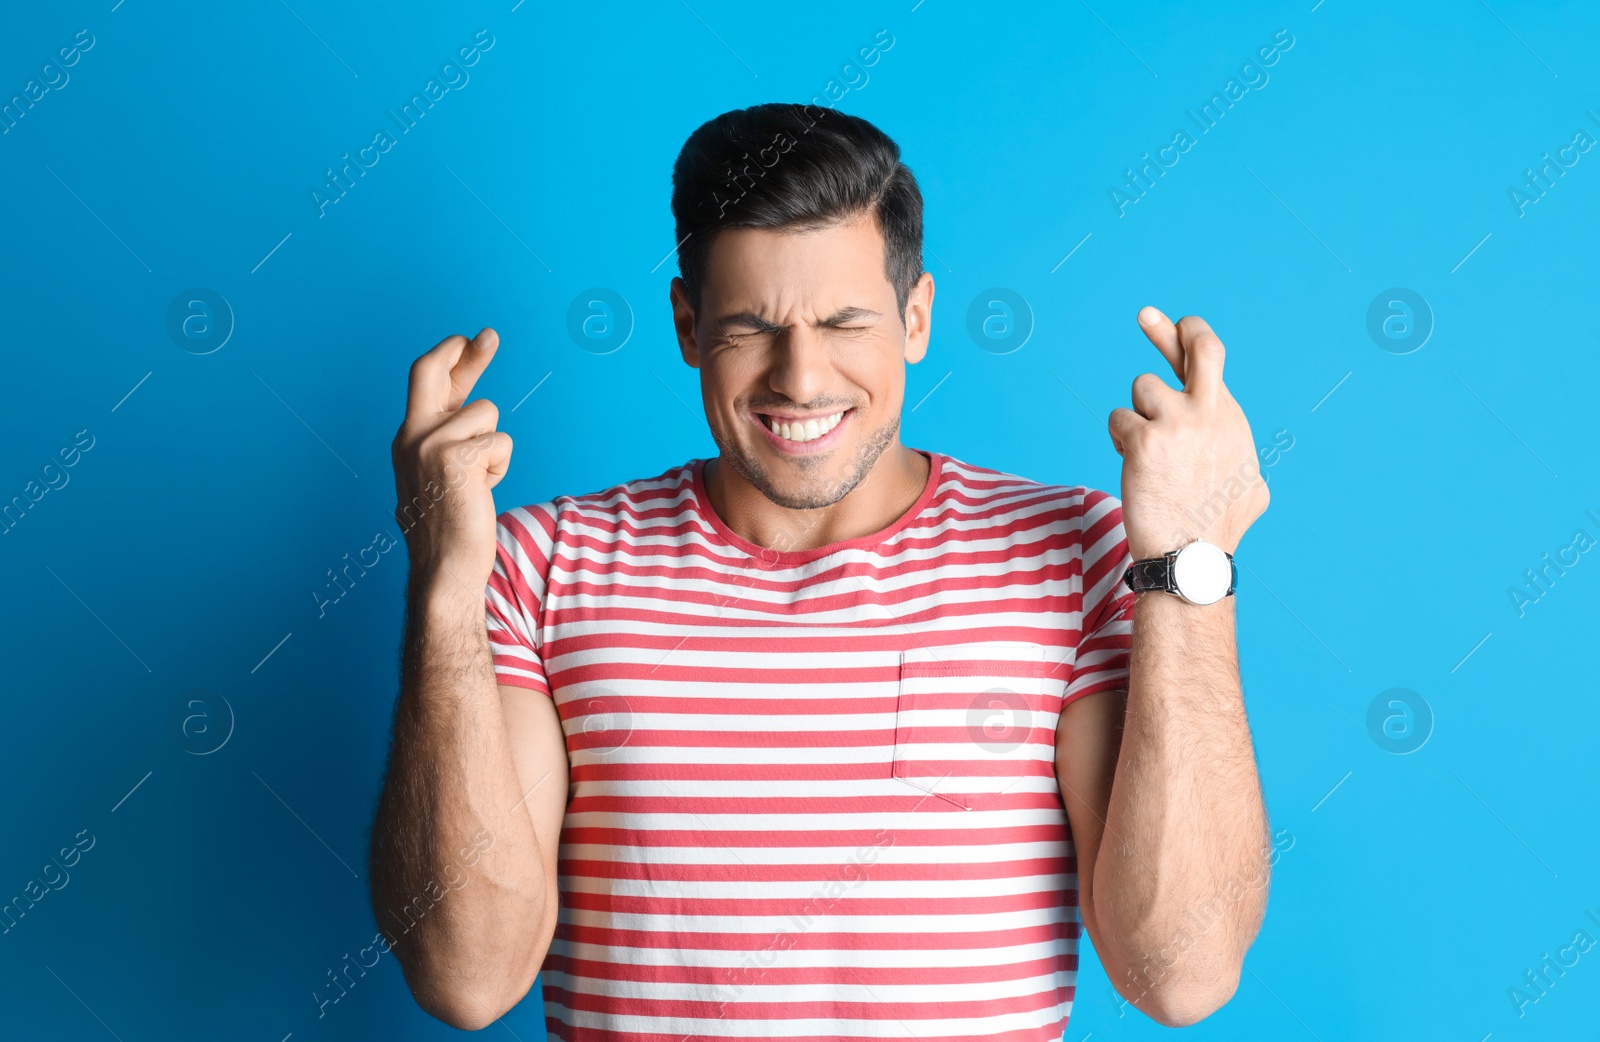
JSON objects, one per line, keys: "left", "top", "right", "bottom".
{"left": 711, "top": 440, "right": 831, "bottom": 509}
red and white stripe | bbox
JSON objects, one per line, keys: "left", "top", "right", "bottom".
{"left": 485, "top": 449, "right": 1135, "bottom": 1040}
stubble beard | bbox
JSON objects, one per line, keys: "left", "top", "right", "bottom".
{"left": 710, "top": 410, "right": 902, "bottom": 511}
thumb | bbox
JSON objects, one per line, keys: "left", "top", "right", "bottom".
{"left": 482, "top": 431, "right": 513, "bottom": 489}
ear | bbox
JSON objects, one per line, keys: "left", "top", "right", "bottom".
{"left": 902, "top": 271, "right": 934, "bottom": 365}
{"left": 670, "top": 277, "right": 700, "bottom": 368}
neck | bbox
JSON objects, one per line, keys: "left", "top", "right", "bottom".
{"left": 705, "top": 444, "right": 931, "bottom": 553}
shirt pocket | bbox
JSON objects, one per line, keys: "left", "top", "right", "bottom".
{"left": 892, "top": 641, "right": 1060, "bottom": 811}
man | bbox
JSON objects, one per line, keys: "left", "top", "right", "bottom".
{"left": 370, "top": 102, "right": 1273, "bottom": 1039}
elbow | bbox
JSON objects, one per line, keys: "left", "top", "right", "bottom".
{"left": 371, "top": 865, "right": 557, "bottom": 1030}
{"left": 1139, "top": 965, "right": 1242, "bottom": 1028}
{"left": 438, "top": 997, "right": 519, "bottom": 1033}
{"left": 394, "top": 937, "right": 546, "bottom": 1031}
{"left": 404, "top": 966, "right": 526, "bottom": 1032}
{"left": 418, "top": 991, "right": 504, "bottom": 1033}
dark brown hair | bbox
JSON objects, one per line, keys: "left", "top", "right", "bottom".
{"left": 670, "top": 102, "right": 924, "bottom": 319}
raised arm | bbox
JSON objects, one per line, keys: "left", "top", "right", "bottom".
{"left": 1058, "top": 309, "right": 1274, "bottom": 1026}
{"left": 368, "top": 329, "right": 568, "bottom": 1030}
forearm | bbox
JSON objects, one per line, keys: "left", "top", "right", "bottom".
{"left": 368, "top": 570, "right": 550, "bottom": 1026}
{"left": 1092, "top": 591, "right": 1271, "bottom": 1020}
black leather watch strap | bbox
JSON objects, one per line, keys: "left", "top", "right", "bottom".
{"left": 1122, "top": 554, "right": 1173, "bottom": 594}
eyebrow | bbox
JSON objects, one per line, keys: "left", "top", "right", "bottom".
{"left": 711, "top": 306, "right": 882, "bottom": 335}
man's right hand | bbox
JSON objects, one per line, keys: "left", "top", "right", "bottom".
{"left": 391, "top": 328, "right": 513, "bottom": 588}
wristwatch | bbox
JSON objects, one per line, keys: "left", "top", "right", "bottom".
{"left": 1122, "top": 539, "right": 1237, "bottom": 605}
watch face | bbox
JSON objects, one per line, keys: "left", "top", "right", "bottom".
{"left": 1172, "top": 541, "right": 1231, "bottom": 605}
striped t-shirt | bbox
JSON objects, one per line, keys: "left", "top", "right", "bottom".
{"left": 484, "top": 447, "right": 1136, "bottom": 1041}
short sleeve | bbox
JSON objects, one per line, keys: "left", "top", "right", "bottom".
{"left": 1063, "top": 488, "right": 1136, "bottom": 706}
{"left": 485, "top": 502, "right": 558, "bottom": 697}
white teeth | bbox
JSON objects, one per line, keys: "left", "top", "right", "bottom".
{"left": 766, "top": 410, "right": 844, "bottom": 443}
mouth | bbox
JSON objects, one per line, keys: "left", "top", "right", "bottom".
{"left": 751, "top": 407, "right": 854, "bottom": 455}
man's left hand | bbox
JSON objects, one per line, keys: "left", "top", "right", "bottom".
{"left": 1107, "top": 307, "right": 1269, "bottom": 561}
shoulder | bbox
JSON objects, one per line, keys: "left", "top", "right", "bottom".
{"left": 493, "top": 458, "right": 699, "bottom": 546}
{"left": 935, "top": 452, "right": 1122, "bottom": 549}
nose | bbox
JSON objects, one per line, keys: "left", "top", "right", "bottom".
{"left": 766, "top": 325, "right": 834, "bottom": 408}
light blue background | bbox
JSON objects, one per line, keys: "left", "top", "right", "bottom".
{"left": 3, "top": 1, "right": 1597, "bottom": 1038}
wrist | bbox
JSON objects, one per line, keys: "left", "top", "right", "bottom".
{"left": 1122, "top": 538, "right": 1237, "bottom": 605}
{"left": 1128, "top": 535, "right": 1237, "bottom": 561}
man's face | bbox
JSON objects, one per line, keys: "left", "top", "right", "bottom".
{"left": 671, "top": 212, "right": 933, "bottom": 510}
